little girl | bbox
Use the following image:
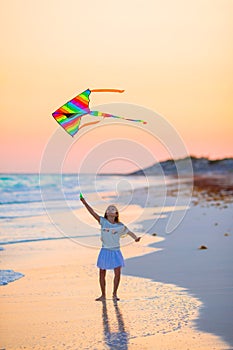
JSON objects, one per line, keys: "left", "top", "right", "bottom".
{"left": 80, "top": 196, "right": 141, "bottom": 301}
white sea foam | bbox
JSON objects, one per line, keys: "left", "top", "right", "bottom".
{"left": 0, "top": 269, "right": 24, "bottom": 286}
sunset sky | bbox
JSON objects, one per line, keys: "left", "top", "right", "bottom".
{"left": 1, "top": 0, "right": 232, "bottom": 173}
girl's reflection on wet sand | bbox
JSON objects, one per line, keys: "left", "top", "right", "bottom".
{"left": 101, "top": 300, "right": 128, "bottom": 349}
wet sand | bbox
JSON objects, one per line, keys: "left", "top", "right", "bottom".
{"left": 1, "top": 236, "right": 230, "bottom": 350}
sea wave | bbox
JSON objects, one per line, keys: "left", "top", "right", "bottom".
{"left": 0, "top": 234, "right": 99, "bottom": 246}
{"left": 0, "top": 173, "right": 152, "bottom": 217}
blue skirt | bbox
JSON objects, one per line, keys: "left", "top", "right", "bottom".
{"left": 97, "top": 248, "right": 125, "bottom": 270}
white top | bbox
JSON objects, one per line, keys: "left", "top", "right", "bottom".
{"left": 100, "top": 216, "right": 130, "bottom": 250}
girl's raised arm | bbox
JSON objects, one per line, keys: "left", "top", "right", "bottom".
{"left": 80, "top": 197, "right": 100, "bottom": 223}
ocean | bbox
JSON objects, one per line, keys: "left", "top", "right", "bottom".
{"left": 0, "top": 173, "right": 161, "bottom": 245}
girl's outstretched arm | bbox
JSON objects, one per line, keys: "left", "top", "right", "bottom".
{"left": 80, "top": 197, "right": 100, "bottom": 223}
{"left": 127, "top": 231, "right": 141, "bottom": 242}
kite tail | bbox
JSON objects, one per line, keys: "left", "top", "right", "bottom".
{"left": 90, "top": 89, "right": 124, "bottom": 93}
{"left": 78, "top": 119, "right": 102, "bottom": 131}
{"left": 89, "top": 111, "right": 147, "bottom": 124}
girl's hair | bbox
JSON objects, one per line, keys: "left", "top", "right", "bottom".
{"left": 104, "top": 206, "right": 119, "bottom": 223}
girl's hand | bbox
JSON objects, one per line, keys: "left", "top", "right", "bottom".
{"left": 80, "top": 197, "right": 86, "bottom": 205}
{"left": 135, "top": 237, "right": 141, "bottom": 242}
{"left": 80, "top": 193, "right": 85, "bottom": 203}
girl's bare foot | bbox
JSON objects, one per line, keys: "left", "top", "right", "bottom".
{"left": 112, "top": 294, "right": 120, "bottom": 301}
{"left": 95, "top": 295, "right": 106, "bottom": 301}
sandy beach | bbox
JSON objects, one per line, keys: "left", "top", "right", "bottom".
{"left": 1, "top": 0, "right": 232, "bottom": 347}
{"left": 1, "top": 176, "right": 233, "bottom": 349}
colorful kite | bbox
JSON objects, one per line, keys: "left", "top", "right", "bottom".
{"left": 52, "top": 88, "right": 147, "bottom": 137}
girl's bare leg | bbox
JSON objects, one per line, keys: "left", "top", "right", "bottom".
{"left": 113, "top": 266, "right": 121, "bottom": 300}
{"left": 96, "top": 269, "right": 106, "bottom": 301}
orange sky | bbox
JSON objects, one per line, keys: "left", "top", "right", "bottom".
{"left": 1, "top": 0, "right": 232, "bottom": 173}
